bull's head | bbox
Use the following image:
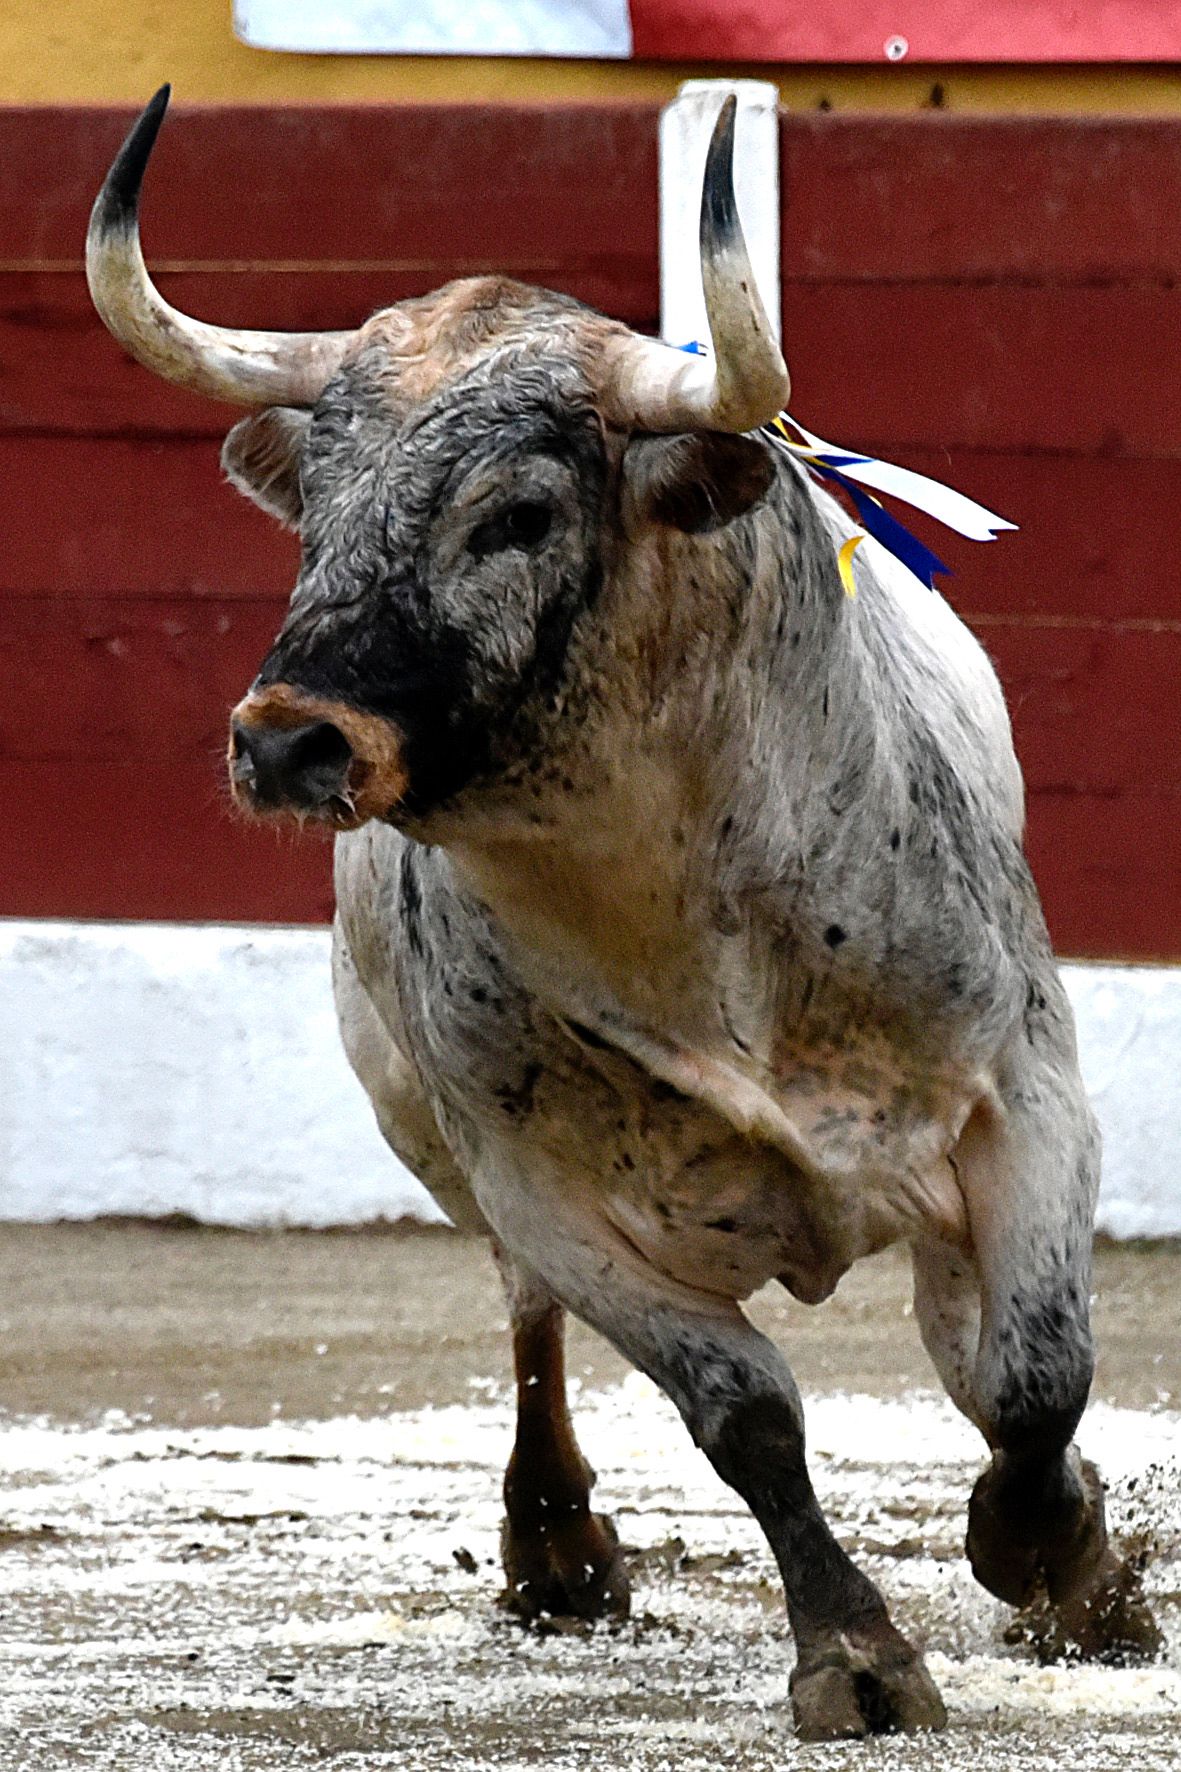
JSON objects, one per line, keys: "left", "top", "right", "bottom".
{"left": 87, "top": 88, "right": 789, "bottom": 833}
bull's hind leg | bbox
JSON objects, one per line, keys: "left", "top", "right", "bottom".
{"left": 932, "top": 1022, "right": 1161, "bottom": 1662}
{"left": 494, "top": 1248, "right": 630, "bottom": 1623}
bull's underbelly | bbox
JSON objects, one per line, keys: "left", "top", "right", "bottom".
{"left": 483, "top": 1026, "right": 977, "bottom": 1307}
{"left": 594, "top": 1115, "right": 968, "bottom": 1305}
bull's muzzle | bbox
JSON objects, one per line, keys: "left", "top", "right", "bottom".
{"left": 228, "top": 683, "right": 408, "bottom": 830}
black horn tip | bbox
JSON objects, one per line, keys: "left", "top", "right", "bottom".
{"left": 94, "top": 84, "right": 172, "bottom": 231}
{"left": 701, "top": 93, "right": 740, "bottom": 248}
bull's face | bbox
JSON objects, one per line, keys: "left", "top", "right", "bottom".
{"left": 224, "top": 312, "right": 611, "bottom": 828}
{"left": 86, "top": 87, "right": 789, "bottom": 835}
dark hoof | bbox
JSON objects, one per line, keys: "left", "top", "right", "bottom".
{"left": 968, "top": 1451, "right": 1106, "bottom": 1608}
{"left": 500, "top": 1508, "right": 631, "bottom": 1624}
{"left": 1005, "top": 1544, "right": 1164, "bottom": 1666}
{"left": 790, "top": 1620, "right": 948, "bottom": 1742}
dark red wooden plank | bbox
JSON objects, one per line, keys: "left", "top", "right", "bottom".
{"left": 0, "top": 597, "right": 284, "bottom": 762}
{"left": 983, "top": 624, "right": 1181, "bottom": 797}
{"left": 4, "top": 274, "right": 1175, "bottom": 450}
{"left": 0, "top": 759, "right": 335, "bottom": 924}
{"left": 780, "top": 114, "right": 1181, "bottom": 285}
{"left": 0, "top": 439, "right": 295, "bottom": 600}
{"left": 0, "top": 103, "right": 659, "bottom": 268}
{"left": 8, "top": 595, "right": 1176, "bottom": 791}
{"left": 883, "top": 449, "right": 1181, "bottom": 625}
{"left": 781, "top": 282, "right": 1181, "bottom": 457}
{"left": 9, "top": 106, "right": 1181, "bottom": 287}
{"left": 1026, "top": 790, "right": 1181, "bottom": 962}
{"left": 9, "top": 436, "right": 1181, "bottom": 623}
{"left": 9, "top": 438, "right": 1181, "bottom": 631}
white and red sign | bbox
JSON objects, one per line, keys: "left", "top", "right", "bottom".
{"left": 234, "top": 1, "right": 1181, "bottom": 62}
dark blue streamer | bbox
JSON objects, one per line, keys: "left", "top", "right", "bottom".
{"left": 811, "top": 464, "right": 950, "bottom": 590}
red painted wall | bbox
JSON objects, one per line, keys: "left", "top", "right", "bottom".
{"left": 1, "top": 105, "right": 1177, "bottom": 957}
{"left": 629, "top": 0, "right": 1181, "bottom": 63}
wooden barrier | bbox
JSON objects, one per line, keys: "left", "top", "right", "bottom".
{"left": 1, "top": 104, "right": 1177, "bottom": 955}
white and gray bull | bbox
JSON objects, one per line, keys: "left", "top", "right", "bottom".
{"left": 88, "top": 90, "right": 1160, "bottom": 1739}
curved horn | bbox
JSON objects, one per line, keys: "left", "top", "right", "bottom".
{"left": 604, "top": 95, "right": 790, "bottom": 434}
{"left": 86, "top": 86, "right": 355, "bottom": 407}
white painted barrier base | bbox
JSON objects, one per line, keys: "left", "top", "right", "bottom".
{"left": 0, "top": 922, "right": 442, "bottom": 1228}
{"left": 1, "top": 921, "right": 1178, "bottom": 1236}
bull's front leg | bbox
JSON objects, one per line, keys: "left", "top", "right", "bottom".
{"left": 493, "top": 1246, "right": 630, "bottom": 1623}
{"left": 678, "top": 1315, "right": 948, "bottom": 1739}
{"left": 476, "top": 1166, "right": 946, "bottom": 1741}
{"left": 935, "top": 1016, "right": 1162, "bottom": 1663}
{"left": 660, "top": 1313, "right": 946, "bottom": 1740}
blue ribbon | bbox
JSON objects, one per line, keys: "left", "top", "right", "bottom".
{"left": 810, "top": 464, "right": 950, "bottom": 591}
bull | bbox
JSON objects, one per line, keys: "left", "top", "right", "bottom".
{"left": 87, "top": 89, "right": 1160, "bottom": 1740}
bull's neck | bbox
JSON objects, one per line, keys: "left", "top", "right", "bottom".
{"left": 446, "top": 465, "right": 869, "bottom": 1041}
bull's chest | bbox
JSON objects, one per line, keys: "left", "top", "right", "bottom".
{"left": 345, "top": 834, "right": 975, "bottom": 1305}
{"left": 395, "top": 942, "right": 967, "bottom": 1307}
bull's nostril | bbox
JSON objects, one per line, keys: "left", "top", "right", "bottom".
{"left": 284, "top": 721, "right": 353, "bottom": 779}
{"left": 229, "top": 716, "right": 354, "bottom": 810}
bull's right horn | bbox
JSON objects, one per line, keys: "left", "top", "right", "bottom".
{"left": 603, "top": 94, "right": 790, "bottom": 436}
{"left": 86, "top": 86, "right": 355, "bottom": 408}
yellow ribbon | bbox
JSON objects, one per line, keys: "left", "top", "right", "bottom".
{"left": 837, "top": 534, "right": 864, "bottom": 598}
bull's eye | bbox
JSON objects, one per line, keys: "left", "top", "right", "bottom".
{"left": 467, "top": 500, "right": 553, "bottom": 560}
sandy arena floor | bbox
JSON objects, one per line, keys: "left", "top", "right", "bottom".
{"left": 0, "top": 1222, "right": 1177, "bottom": 1770}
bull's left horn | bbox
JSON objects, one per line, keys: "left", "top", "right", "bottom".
{"left": 86, "top": 86, "right": 355, "bottom": 407}
{"left": 605, "top": 94, "right": 790, "bottom": 435}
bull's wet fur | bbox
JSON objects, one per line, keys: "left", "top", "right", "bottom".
{"left": 85, "top": 90, "right": 1163, "bottom": 1741}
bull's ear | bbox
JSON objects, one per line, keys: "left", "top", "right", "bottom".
{"left": 623, "top": 431, "right": 775, "bottom": 535}
{"left": 221, "top": 407, "right": 311, "bottom": 529}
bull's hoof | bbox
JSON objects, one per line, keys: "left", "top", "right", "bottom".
{"left": 790, "top": 1619, "right": 948, "bottom": 1742}
{"left": 967, "top": 1451, "right": 1106, "bottom": 1609}
{"left": 499, "top": 1508, "right": 631, "bottom": 1624}
{"left": 1005, "top": 1545, "right": 1164, "bottom": 1666}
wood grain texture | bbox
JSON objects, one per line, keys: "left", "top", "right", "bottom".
{"left": 0, "top": 440, "right": 295, "bottom": 598}
{"left": 0, "top": 104, "right": 659, "bottom": 264}
{"left": 5, "top": 278, "right": 1178, "bottom": 451}
{"left": 8, "top": 107, "right": 1180, "bottom": 276}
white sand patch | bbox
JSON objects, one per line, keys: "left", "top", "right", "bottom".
{"left": 935, "top": 1651, "right": 1181, "bottom": 1718}
{"left": 274, "top": 1607, "right": 485, "bottom": 1651}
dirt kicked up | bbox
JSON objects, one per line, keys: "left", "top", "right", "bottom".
{"left": 0, "top": 1224, "right": 1177, "bottom": 1771}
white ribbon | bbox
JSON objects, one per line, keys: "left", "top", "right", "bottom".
{"left": 780, "top": 420, "right": 1017, "bottom": 544}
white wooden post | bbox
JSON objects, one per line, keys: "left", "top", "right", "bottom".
{"left": 659, "top": 80, "right": 782, "bottom": 347}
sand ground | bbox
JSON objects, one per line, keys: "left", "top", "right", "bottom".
{"left": 0, "top": 1222, "right": 1177, "bottom": 1770}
